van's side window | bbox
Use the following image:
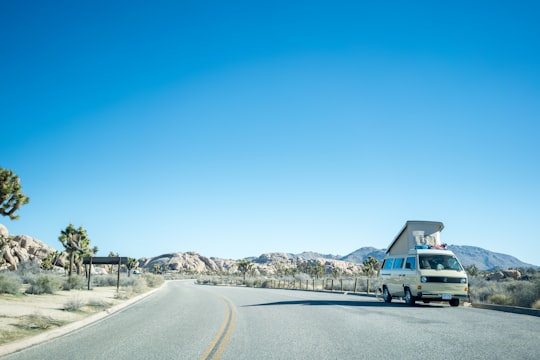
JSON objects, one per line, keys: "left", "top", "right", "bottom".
{"left": 382, "top": 258, "right": 394, "bottom": 270}
{"left": 393, "top": 258, "right": 404, "bottom": 269}
{"left": 405, "top": 257, "right": 416, "bottom": 270}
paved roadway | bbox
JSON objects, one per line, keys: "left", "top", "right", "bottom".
{"left": 2, "top": 280, "right": 539, "bottom": 360}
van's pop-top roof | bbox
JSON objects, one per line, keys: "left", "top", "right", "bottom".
{"left": 386, "top": 221, "right": 445, "bottom": 255}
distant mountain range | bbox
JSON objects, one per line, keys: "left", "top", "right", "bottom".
{"left": 446, "top": 245, "right": 538, "bottom": 271}
{"left": 315, "top": 245, "right": 538, "bottom": 271}
{"left": 137, "top": 244, "right": 538, "bottom": 275}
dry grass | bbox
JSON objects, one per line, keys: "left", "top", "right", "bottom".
{"left": 0, "top": 313, "right": 67, "bottom": 345}
{"left": 16, "top": 313, "right": 66, "bottom": 330}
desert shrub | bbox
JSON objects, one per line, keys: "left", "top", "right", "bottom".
{"left": 470, "top": 276, "right": 540, "bottom": 307}
{"left": 89, "top": 274, "right": 149, "bottom": 291}
{"left": 260, "top": 279, "right": 275, "bottom": 288}
{"left": 488, "top": 293, "right": 513, "bottom": 305}
{"left": 354, "top": 277, "right": 381, "bottom": 293}
{"left": 116, "top": 277, "right": 149, "bottom": 299}
{"left": 25, "top": 274, "right": 62, "bottom": 294}
{"left": 468, "top": 276, "right": 506, "bottom": 303}
{"left": 0, "top": 272, "right": 22, "bottom": 294}
{"left": 505, "top": 279, "right": 540, "bottom": 308}
{"left": 144, "top": 274, "right": 164, "bottom": 288}
{"left": 16, "top": 260, "right": 41, "bottom": 282}
{"left": 294, "top": 273, "right": 311, "bottom": 282}
{"left": 0, "top": 328, "right": 25, "bottom": 345}
{"left": 63, "top": 297, "right": 85, "bottom": 312}
{"left": 91, "top": 275, "right": 118, "bottom": 287}
{"left": 131, "top": 277, "right": 148, "bottom": 294}
{"left": 340, "top": 279, "right": 355, "bottom": 292}
{"left": 63, "top": 275, "right": 86, "bottom": 290}
{"left": 115, "top": 288, "right": 132, "bottom": 300}
{"left": 87, "top": 299, "right": 111, "bottom": 310}
{"left": 17, "top": 313, "right": 65, "bottom": 330}
{"left": 119, "top": 276, "right": 138, "bottom": 287}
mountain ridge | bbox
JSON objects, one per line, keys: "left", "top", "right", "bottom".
{"left": 317, "top": 245, "right": 538, "bottom": 271}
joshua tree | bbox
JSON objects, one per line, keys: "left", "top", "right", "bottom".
{"left": 465, "top": 264, "right": 479, "bottom": 277}
{"left": 77, "top": 244, "right": 98, "bottom": 276}
{"left": 59, "top": 224, "right": 92, "bottom": 278}
{"left": 237, "top": 260, "right": 254, "bottom": 281}
{"left": 126, "top": 257, "right": 139, "bottom": 277}
{"left": 297, "top": 260, "right": 325, "bottom": 279}
{"left": 362, "top": 256, "right": 381, "bottom": 293}
{"left": 41, "top": 250, "right": 64, "bottom": 271}
{"left": 0, "top": 168, "right": 30, "bottom": 270}
{"left": 107, "top": 251, "right": 120, "bottom": 274}
{"left": 0, "top": 167, "right": 30, "bottom": 220}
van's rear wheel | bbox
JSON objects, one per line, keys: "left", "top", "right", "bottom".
{"left": 404, "top": 288, "right": 416, "bottom": 306}
{"left": 383, "top": 287, "right": 392, "bottom": 303}
{"left": 449, "top": 298, "right": 460, "bottom": 307}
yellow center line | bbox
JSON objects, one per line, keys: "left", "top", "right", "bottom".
{"left": 200, "top": 297, "right": 236, "bottom": 360}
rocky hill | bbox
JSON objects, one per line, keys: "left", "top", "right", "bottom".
{"left": 0, "top": 224, "right": 64, "bottom": 271}
{"left": 139, "top": 251, "right": 363, "bottom": 276}
{"left": 1, "top": 223, "right": 537, "bottom": 274}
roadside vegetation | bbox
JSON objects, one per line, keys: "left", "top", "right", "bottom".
{"left": 0, "top": 260, "right": 164, "bottom": 297}
{"left": 0, "top": 261, "right": 164, "bottom": 345}
{"left": 187, "top": 262, "right": 540, "bottom": 309}
{"left": 465, "top": 266, "right": 540, "bottom": 308}
{"left": 195, "top": 273, "right": 383, "bottom": 294}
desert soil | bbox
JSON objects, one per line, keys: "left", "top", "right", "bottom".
{"left": 0, "top": 286, "right": 127, "bottom": 343}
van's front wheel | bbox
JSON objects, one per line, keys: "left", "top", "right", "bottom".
{"left": 449, "top": 298, "right": 460, "bottom": 307}
{"left": 404, "top": 288, "right": 416, "bottom": 306}
{"left": 383, "top": 287, "right": 392, "bottom": 303}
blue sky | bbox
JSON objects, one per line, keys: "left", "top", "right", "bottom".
{"left": 1, "top": 1, "right": 539, "bottom": 265}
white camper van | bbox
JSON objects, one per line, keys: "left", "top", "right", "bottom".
{"left": 379, "top": 221, "right": 469, "bottom": 307}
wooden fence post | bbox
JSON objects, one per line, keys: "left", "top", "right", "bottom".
{"left": 117, "top": 257, "right": 121, "bottom": 293}
{"left": 87, "top": 257, "right": 93, "bottom": 290}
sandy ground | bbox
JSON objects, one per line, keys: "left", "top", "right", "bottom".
{"left": 1, "top": 287, "right": 120, "bottom": 326}
{"left": 0, "top": 283, "right": 163, "bottom": 356}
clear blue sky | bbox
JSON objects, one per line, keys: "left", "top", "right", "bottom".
{"left": 1, "top": 1, "right": 539, "bottom": 265}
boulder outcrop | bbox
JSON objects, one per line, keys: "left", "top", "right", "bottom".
{"left": 0, "top": 224, "right": 60, "bottom": 270}
{"left": 139, "top": 251, "right": 364, "bottom": 276}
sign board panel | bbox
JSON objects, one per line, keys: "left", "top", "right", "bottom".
{"left": 83, "top": 257, "right": 128, "bottom": 265}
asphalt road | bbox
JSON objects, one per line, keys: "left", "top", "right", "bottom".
{"left": 3, "top": 280, "right": 539, "bottom": 360}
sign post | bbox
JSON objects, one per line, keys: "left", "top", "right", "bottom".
{"left": 83, "top": 257, "right": 129, "bottom": 291}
